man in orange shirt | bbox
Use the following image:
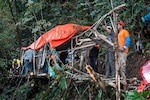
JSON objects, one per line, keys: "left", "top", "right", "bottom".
{"left": 117, "top": 21, "right": 130, "bottom": 87}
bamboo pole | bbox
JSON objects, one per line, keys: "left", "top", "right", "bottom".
{"left": 71, "top": 38, "right": 74, "bottom": 67}
{"left": 114, "top": 13, "right": 121, "bottom": 100}
{"left": 33, "top": 32, "right": 36, "bottom": 74}
{"left": 32, "top": 12, "right": 38, "bottom": 75}
{"left": 110, "top": 0, "right": 120, "bottom": 100}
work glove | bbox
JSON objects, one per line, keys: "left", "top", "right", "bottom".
{"left": 119, "top": 46, "right": 127, "bottom": 52}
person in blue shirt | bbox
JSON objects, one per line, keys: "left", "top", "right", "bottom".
{"left": 23, "top": 48, "right": 34, "bottom": 74}
{"left": 100, "top": 23, "right": 115, "bottom": 78}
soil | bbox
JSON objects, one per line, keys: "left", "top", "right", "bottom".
{"left": 98, "top": 52, "right": 150, "bottom": 80}
{"left": 126, "top": 53, "right": 150, "bottom": 80}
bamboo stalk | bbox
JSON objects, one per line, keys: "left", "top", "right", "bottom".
{"left": 85, "top": 65, "right": 106, "bottom": 93}
{"left": 110, "top": 0, "right": 120, "bottom": 100}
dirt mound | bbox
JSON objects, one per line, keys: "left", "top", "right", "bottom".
{"left": 127, "top": 53, "right": 150, "bottom": 80}
{"left": 97, "top": 52, "right": 150, "bottom": 80}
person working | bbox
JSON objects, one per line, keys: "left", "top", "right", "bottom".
{"left": 100, "top": 23, "right": 115, "bottom": 78}
{"left": 117, "top": 21, "right": 131, "bottom": 90}
{"left": 23, "top": 48, "right": 34, "bottom": 74}
{"left": 89, "top": 43, "right": 100, "bottom": 73}
{"left": 12, "top": 58, "right": 21, "bottom": 75}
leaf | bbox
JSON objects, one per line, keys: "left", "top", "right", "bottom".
{"left": 145, "top": 50, "right": 150, "bottom": 55}
{"left": 94, "top": 2, "right": 107, "bottom": 7}
{"left": 83, "top": 8, "right": 88, "bottom": 11}
{"left": 58, "top": 77, "right": 67, "bottom": 90}
{"left": 25, "top": 0, "right": 34, "bottom": 7}
{"left": 95, "top": 90, "right": 102, "bottom": 100}
{"left": 126, "top": 91, "right": 135, "bottom": 99}
{"left": 90, "top": 10, "right": 96, "bottom": 17}
{"left": 23, "top": 17, "right": 34, "bottom": 24}
{"left": 32, "top": 26, "right": 41, "bottom": 33}
{"left": 126, "top": 90, "right": 150, "bottom": 100}
{"left": 141, "top": 91, "right": 150, "bottom": 99}
{"left": 145, "top": 43, "right": 150, "bottom": 49}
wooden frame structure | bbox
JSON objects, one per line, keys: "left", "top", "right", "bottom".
{"left": 20, "top": 4, "right": 126, "bottom": 75}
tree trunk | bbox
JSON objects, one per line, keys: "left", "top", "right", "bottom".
{"left": 8, "top": 0, "right": 22, "bottom": 48}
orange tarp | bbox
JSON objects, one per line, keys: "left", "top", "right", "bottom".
{"left": 22, "top": 23, "right": 90, "bottom": 50}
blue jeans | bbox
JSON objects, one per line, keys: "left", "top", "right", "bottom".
{"left": 105, "top": 51, "right": 115, "bottom": 77}
{"left": 24, "top": 59, "right": 33, "bottom": 74}
{"left": 44, "top": 60, "right": 48, "bottom": 73}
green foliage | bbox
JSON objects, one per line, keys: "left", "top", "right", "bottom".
{"left": 0, "top": 58, "right": 6, "bottom": 67}
{"left": 145, "top": 43, "right": 150, "bottom": 54}
{"left": 0, "top": 0, "right": 150, "bottom": 99}
{"left": 0, "top": 86, "right": 16, "bottom": 100}
{"left": 95, "top": 89, "right": 103, "bottom": 100}
{"left": 124, "top": 90, "right": 150, "bottom": 100}
{"left": 145, "top": 43, "right": 150, "bottom": 50}
{"left": 14, "top": 83, "right": 31, "bottom": 99}
{"left": 58, "top": 77, "right": 67, "bottom": 90}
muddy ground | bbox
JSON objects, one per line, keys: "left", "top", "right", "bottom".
{"left": 126, "top": 53, "right": 150, "bottom": 79}
{"left": 97, "top": 52, "right": 150, "bottom": 80}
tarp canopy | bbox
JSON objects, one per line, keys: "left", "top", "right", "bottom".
{"left": 22, "top": 23, "right": 90, "bottom": 50}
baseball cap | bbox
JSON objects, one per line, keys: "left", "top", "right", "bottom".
{"left": 13, "top": 59, "right": 16, "bottom": 61}
{"left": 118, "top": 21, "right": 125, "bottom": 27}
{"left": 106, "top": 26, "right": 112, "bottom": 30}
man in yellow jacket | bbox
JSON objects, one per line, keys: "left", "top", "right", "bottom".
{"left": 12, "top": 59, "right": 21, "bottom": 75}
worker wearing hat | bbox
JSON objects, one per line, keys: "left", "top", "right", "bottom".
{"left": 117, "top": 21, "right": 130, "bottom": 90}
{"left": 12, "top": 58, "right": 21, "bottom": 75}
{"left": 118, "top": 21, "right": 130, "bottom": 52}
{"left": 100, "top": 23, "right": 115, "bottom": 78}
